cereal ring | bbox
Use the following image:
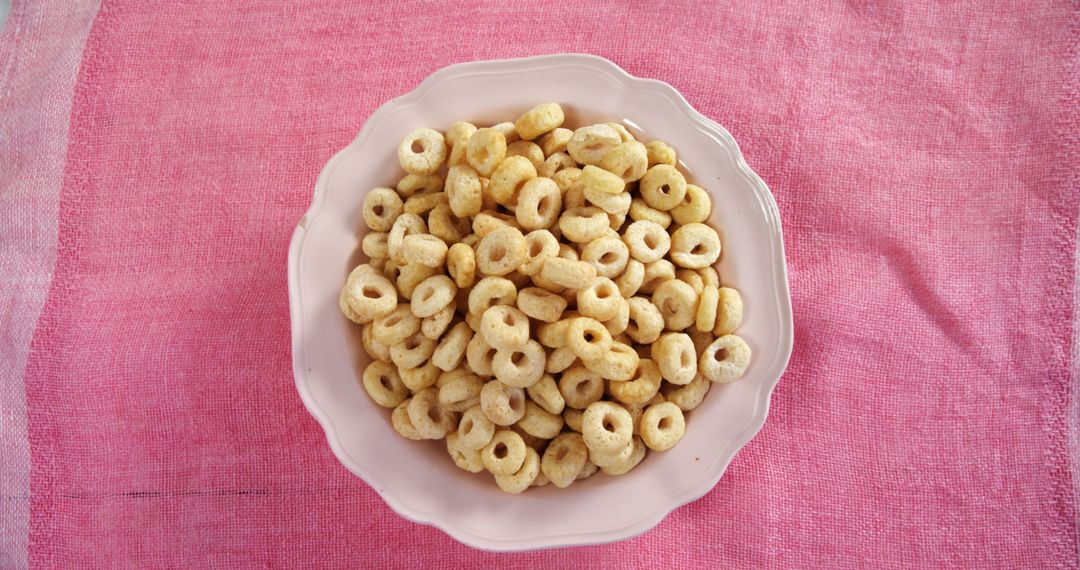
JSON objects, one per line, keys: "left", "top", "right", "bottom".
{"left": 579, "top": 164, "right": 625, "bottom": 195}
{"left": 515, "top": 177, "right": 561, "bottom": 230}
{"left": 399, "top": 361, "right": 439, "bottom": 392}
{"left": 432, "top": 322, "right": 473, "bottom": 372}
{"left": 538, "top": 127, "right": 573, "bottom": 156}
{"left": 446, "top": 121, "right": 477, "bottom": 166}
{"left": 538, "top": 257, "right": 596, "bottom": 290}
{"left": 640, "top": 164, "right": 687, "bottom": 211}
{"left": 509, "top": 424, "right": 547, "bottom": 452}
{"left": 407, "top": 387, "right": 456, "bottom": 439}
{"left": 398, "top": 128, "right": 447, "bottom": 176}
{"left": 541, "top": 432, "right": 588, "bottom": 488}
{"left": 488, "top": 155, "right": 536, "bottom": 206}
{"left": 396, "top": 173, "right": 443, "bottom": 197}
{"left": 640, "top": 402, "right": 686, "bottom": 451}
{"left": 372, "top": 304, "right": 421, "bottom": 346}
{"left": 344, "top": 271, "right": 397, "bottom": 322}
{"left": 538, "top": 152, "right": 576, "bottom": 179}
{"left": 608, "top": 358, "right": 662, "bottom": 404}
{"left": 713, "top": 287, "right": 743, "bottom": 336}
{"left": 491, "top": 121, "right": 521, "bottom": 144}
{"left": 427, "top": 203, "right": 467, "bottom": 244}
{"left": 599, "top": 140, "right": 648, "bottom": 182}
{"left": 400, "top": 234, "right": 448, "bottom": 268}
{"left": 507, "top": 140, "right": 545, "bottom": 171}
{"left": 446, "top": 164, "right": 483, "bottom": 218}
{"left": 652, "top": 332, "right": 697, "bottom": 385}
{"left": 517, "top": 401, "right": 564, "bottom": 439}
{"left": 361, "top": 232, "right": 389, "bottom": 260}
{"left": 468, "top": 276, "right": 517, "bottom": 314}
{"left": 492, "top": 340, "right": 546, "bottom": 388}
{"left": 361, "top": 361, "right": 408, "bottom": 408}
{"left": 476, "top": 226, "right": 528, "bottom": 276}
{"left": 671, "top": 183, "right": 711, "bottom": 225}
{"left": 584, "top": 340, "right": 639, "bottom": 382}
{"left": 615, "top": 259, "right": 645, "bottom": 298}
{"left": 582, "top": 401, "right": 634, "bottom": 454}
{"left": 519, "top": 229, "right": 559, "bottom": 276}
{"left": 623, "top": 220, "right": 671, "bottom": 263}
{"left": 562, "top": 181, "right": 586, "bottom": 211}
{"left": 576, "top": 278, "right": 622, "bottom": 322}
{"left": 700, "top": 334, "right": 751, "bottom": 383}
{"left": 696, "top": 284, "right": 719, "bottom": 332}
{"left": 481, "top": 430, "right": 527, "bottom": 476}
{"left": 652, "top": 279, "right": 698, "bottom": 330}
{"left": 340, "top": 286, "right": 366, "bottom": 324}
{"left": 580, "top": 237, "right": 629, "bottom": 279}
{"left": 389, "top": 332, "right": 437, "bottom": 370}
{"left": 545, "top": 346, "right": 578, "bottom": 374}
{"left": 567, "top": 124, "right": 621, "bottom": 166}
{"left": 558, "top": 207, "right": 609, "bottom": 243}
{"left": 670, "top": 223, "right": 722, "bottom": 269}
{"left": 517, "top": 287, "right": 567, "bottom": 323}
{"left": 403, "top": 191, "right": 447, "bottom": 216}
{"left": 639, "top": 259, "right": 676, "bottom": 294}
{"left": 465, "top": 127, "right": 507, "bottom": 177}
{"left": 662, "top": 373, "right": 712, "bottom": 411}
{"left": 494, "top": 446, "right": 540, "bottom": 494}
{"left": 551, "top": 167, "right": 582, "bottom": 193}
{"left": 410, "top": 275, "right": 457, "bottom": 318}
{"left": 361, "top": 323, "right": 391, "bottom": 362}
{"left": 480, "top": 380, "right": 526, "bottom": 426}
{"left": 625, "top": 297, "right": 664, "bottom": 344}
{"left": 584, "top": 186, "right": 631, "bottom": 217}
{"left": 606, "top": 122, "right": 635, "bottom": 142}
{"left": 446, "top": 243, "right": 476, "bottom": 289}
{"left": 395, "top": 262, "right": 439, "bottom": 301}
{"left": 387, "top": 213, "right": 427, "bottom": 265}
{"left": 557, "top": 243, "right": 579, "bottom": 261}
{"left": 526, "top": 374, "right": 565, "bottom": 415}
{"left": 362, "top": 187, "right": 404, "bottom": 232}
{"left": 602, "top": 298, "right": 630, "bottom": 337}
{"left": 628, "top": 197, "right": 672, "bottom": 229}
{"left": 437, "top": 369, "right": 484, "bottom": 412}
{"left": 558, "top": 366, "right": 605, "bottom": 409}
{"left": 566, "top": 317, "right": 613, "bottom": 362}
{"left": 446, "top": 432, "right": 485, "bottom": 473}
{"left": 532, "top": 471, "right": 550, "bottom": 487}
{"left": 563, "top": 408, "right": 584, "bottom": 433}
{"left": 479, "top": 305, "right": 530, "bottom": 351}
{"left": 598, "top": 436, "right": 646, "bottom": 476}
{"left": 515, "top": 102, "right": 565, "bottom": 140}
{"left": 698, "top": 265, "right": 720, "bottom": 287}
{"left": 677, "top": 269, "right": 705, "bottom": 296}
{"left": 536, "top": 316, "right": 576, "bottom": 348}
{"left": 391, "top": 399, "right": 424, "bottom": 440}
{"left": 645, "top": 140, "right": 676, "bottom": 167}
{"left": 456, "top": 405, "right": 496, "bottom": 450}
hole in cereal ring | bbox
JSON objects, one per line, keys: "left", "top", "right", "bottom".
{"left": 490, "top": 245, "right": 506, "bottom": 262}
{"left": 597, "top": 287, "right": 611, "bottom": 299}
{"left": 621, "top": 167, "right": 632, "bottom": 179}
{"left": 494, "top": 443, "right": 508, "bottom": 458}
{"left": 386, "top": 315, "right": 401, "bottom": 326}
{"left": 555, "top": 447, "right": 567, "bottom": 461}
{"left": 659, "top": 416, "right": 672, "bottom": 430}
{"left": 714, "top": 348, "right": 728, "bottom": 362}
{"left": 511, "top": 351, "right": 526, "bottom": 366}
{"left": 659, "top": 184, "right": 671, "bottom": 195}
{"left": 643, "top": 233, "right": 659, "bottom": 249}
{"left": 421, "top": 289, "right": 434, "bottom": 301}
{"left": 538, "top": 196, "right": 552, "bottom": 215}
{"left": 683, "top": 194, "right": 693, "bottom": 204}
{"left": 373, "top": 205, "right": 384, "bottom": 216}
{"left": 575, "top": 380, "right": 592, "bottom": 394}
{"left": 405, "top": 336, "right": 421, "bottom": 350}
{"left": 503, "top": 313, "right": 515, "bottom": 326}
{"left": 602, "top": 417, "right": 616, "bottom": 432}
{"left": 599, "top": 252, "right": 616, "bottom": 264}
{"left": 462, "top": 419, "right": 474, "bottom": 434}
{"left": 584, "top": 332, "right": 595, "bottom": 343}
{"left": 509, "top": 391, "right": 523, "bottom": 412}
{"left": 411, "top": 140, "right": 425, "bottom": 153}
{"left": 690, "top": 243, "right": 706, "bottom": 255}
{"left": 477, "top": 147, "right": 489, "bottom": 161}
{"left": 379, "top": 376, "right": 391, "bottom": 390}
{"left": 362, "top": 286, "right": 381, "bottom": 299}
{"left": 529, "top": 241, "right": 543, "bottom": 256}
{"left": 586, "top": 143, "right": 602, "bottom": 153}
{"left": 428, "top": 408, "right": 443, "bottom": 423}
{"left": 680, "top": 350, "right": 691, "bottom": 368}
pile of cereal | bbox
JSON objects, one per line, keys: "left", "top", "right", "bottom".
{"left": 340, "top": 103, "right": 749, "bottom": 494}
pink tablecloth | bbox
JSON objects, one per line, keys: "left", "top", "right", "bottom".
{"left": 1, "top": 1, "right": 1077, "bottom": 567}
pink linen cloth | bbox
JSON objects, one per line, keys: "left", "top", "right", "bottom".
{"left": 2, "top": 0, "right": 1076, "bottom": 567}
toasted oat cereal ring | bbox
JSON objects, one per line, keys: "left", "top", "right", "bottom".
{"left": 446, "top": 121, "right": 478, "bottom": 166}
{"left": 367, "top": 257, "right": 389, "bottom": 273}
{"left": 584, "top": 186, "right": 631, "bottom": 217}
{"left": 479, "top": 305, "right": 530, "bottom": 351}
{"left": 527, "top": 374, "right": 565, "bottom": 415}
{"left": 652, "top": 279, "right": 698, "bottom": 331}
{"left": 563, "top": 408, "right": 585, "bottom": 432}
{"left": 645, "top": 140, "right": 676, "bottom": 167}
{"left": 446, "top": 432, "right": 485, "bottom": 473}
{"left": 387, "top": 213, "right": 428, "bottom": 265}
{"left": 639, "top": 259, "right": 676, "bottom": 294}
{"left": 400, "top": 234, "right": 448, "bottom": 268}
{"left": 432, "top": 322, "right": 473, "bottom": 372}
{"left": 361, "top": 323, "right": 391, "bottom": 362}
{"left": 362, "top": 187, "right": 404, "bottom": 232}
{"left": 640, "top": 165, "right": 687, "bottom": 211}
{"left": 464, "top": 332, "right": 496, "bottom": 376}
{"left": 399, "top": 361, "right": 439, "bottom": 392}
{"left": 557, "top": 243, "right": 579, "bottom": 261}
{"left": 580, "top": 237, "right": 629, "bottom": 280}
{"left": 677, "top": 269, "right": 705, "bottom": 296}
{"left": 552, "top": 167, "right": 583, "bottom": 194}
{"left": 696, "top": 284, "right": 720, "bottom": 332}
{"left": 562, "top": 181, "right": 586, "bottom": 211}
{"left": 516, "top": 230, "right": 558, "bottom": 276}
{"left": 446, "top": 164, "right": 483, "bottom": 218}
{"left": 481, "top": 430, "right": 527, "bottom": 476}
{"left": 576, "top": 459, "right": 599, "bottom": 480}
{"left": 541, "top": 432, "right": 588, "bottom": 488}
{"left": 517, "top": 401, "right": 564, "bottom": 439}
{"left": 602, "top": 298, "right": 630, "bottom": 337}
{"left": 466, "top": 127, "right": 507, "bottom": 177}
{"left": 576, "top": 278, "right": 622, "bottom": 322}
{"left": 517, "top": 287, "right": 567, "bottom": 323}
{"left": 545, "top": 346, "right": 578, "bottom": 374}
{"left": 664, "top": 373, "right": 712, "bottom": 411}
{"left": 509, "top": 424, "right": 547, "bottom": 452}
{"left": 532, "top": 471, "right": 551, "bottom": 487}
{"left": 372, "top": 304, "right": 421, "bottom": 346}
{"left": 628, "top": 197, "right": 672, "bottom": 229}
{"left": 699, "top": 265, "right": 720, "bottom": 287}
{"left": 446, "top": 243, "right": 476, "bottom": 289}
{"left": 599, "top": 140, "right": 648, "bottom": 183}
{"left": 407, "top": 387, "right": 456, "bottom": 439}
{"left": 410, "top": 275, "right": 457, "bottom": 318}
{"left": 437, "top": 368, "right": 484, "bottom": 412}
{"left": 608, "top": 212, "right": 627, "bottom": 232}
{"left": 538, "top": 127, "right": 573, "bottom": 156}
{"left": 468, "top": 276, "right": 517, "bottom": 315}
{"left": 616, "top": 259, "right": 645, "bottom": 298}
{"left": 530, "top": 268, "right": 565, "bottom": 295}
{"left": 494, "top": 446, "right": 540, "bottom": 494}
{"left": 395, "top": 262, "right": 439, "bottom": 301}
{"left": 652, "top": 332, "right": 697, "bottom": 385}
{"left": 625, "top": 296, "right": 665, "bottom": 344}
{"left": 396, "top": 173, "right": 443, "bottom": 197}
{"left": 598, "top": 436, "right": 646, "bottom": 476}
{"left": 491, "top": 121, "right": 520, "bottom": 144}
{"left": 579, "top": 164, "right": 625, "bottom": 196}
{"left": 713, "top": 287, "right": 743, "bottom": 336}
{"left": 389, "top": 332, "right": 437, "bottom": 370}
{"left": 427, "top": 204, "right": 467, "bottom": 244}
{"left": 538, "top": 152, "right": 576, "bottom": 179}
{"left": 398, "top": 128, "right": 447, "bottom": 176}
{"left": 361, "top": 232, "right": 389, "bottom": 260}
{"left": 361, "top": 361, "right": 408, "bottom": 408}
{"left": 640, "top": 402, "right": 686, "bottom": 451}
{"left": 391, "top": 398, "right": 424, "bottom": 440}
{"left": 582, "top": 401, "right": 634, "bottom": 454}
{"left": 488, "top": 155, "right": 537, "bottom": 206}
{"left": 618, "top": 400, "right": 647, "bottom": 436}
{"left": 623, "top": 220, "right": 671, "bottom": 263}
{"left": 507, "top": 140, "right": 545, "bottom": 171}
{"left": 670, "top": 223, "right": 722, "bottom": 269}
{"left": 515, "top": 102, "right": 565, "bottom": 141}
{"left": 559, "top": 206, "right": 609, "bottom": 243}
{"left": 536, "top": 315, "right": 576, "bottom": 348}
{"left": 344, "top": 271, "right": 397, "bottom": 321}
{"left": 671, "top": 184, "right": 711, "bottom": 225}
{"left": 567, "top": 317, "right": 613, "bottom": 362}
{"left": 539, "top": 257, "right": 597, "bottom": 290}
{"left": 585, "top": 341, "right": 639, "bottom": 383}
{"left": 403, "top": 191, "right": 447, "bottom": 216}
{"left": 515, "top": 177, "right": 562, "bottom": 231}
{"left": 476, "top": 226, "right": 528, "bottom": 276}
{"left": 480, "top": 380, "right": 527, "bottom": 426}
{"left": 456, "top": 405, "right": 496, "bottom": 450}
{"left": 559, "top": 366, "right": 605, "bottom": 409}
{"left": 700, "top": 334, "right": 751, "bottom": 383}
{"left": 568, "top": 124, "right": 621, "bottom": 166}
{"left": 607, "top": 358, "right": 662, "bottom": 404}
{"left": 340, "top": 287, "right": 366, "bottom": 324}
{"left": 492, "top": 340, "right": 546, "bottom": 388}
{"left": 606, "top": 122, "right": 635, "bottom": 142}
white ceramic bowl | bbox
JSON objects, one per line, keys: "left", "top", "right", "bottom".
{"left": 288, "top": 54, "right": 793, "bottom": 551}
